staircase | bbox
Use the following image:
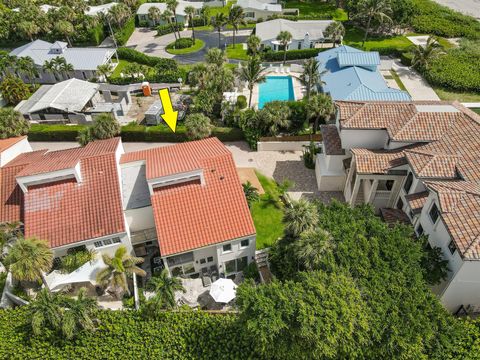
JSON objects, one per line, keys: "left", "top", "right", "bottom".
{"left": 255, "top": 249, "right": 273, "bottom": 284}
{"left": 354, "top": 184, "right": 365, "bottom": 206}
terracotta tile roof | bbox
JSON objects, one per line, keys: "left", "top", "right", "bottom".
{"left": 320, "top": 125, "right": 345, "bottom": 155}
{"left": 425, "top": 181, "right": 480, "bottom": 260}
{"left": 0, "top": 138, "right": 126, "bottom": 248}
{"left": 405, "top": 191, "right": 429, "bottom": 214}
{"left": 351, "top": 147, "right": 411, "bottom": 174}
{"left": 0, "top": 136, "right": 26, "bottom": 153}
{"left": 0, "top": 151, "right": 47, "bottom": 223}
{"left": 121, "top": 137, "right": 231, "bottom": 180}
{"left": 130, "top": 138, "right": 255, "bottom": 256}
{"left": 17, "top": 138, "right": 121, "bottom": 177}
{"left": 380, "top": 208, "right": 411, "bottom": 227}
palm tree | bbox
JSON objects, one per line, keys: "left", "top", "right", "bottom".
{"left": 144, "top": 269, "right": 185, "bottom": 311}
{"left": 54, "top": 20, "right": 75, "bottom": 47}
{"left": 96, "top": 246, "right": 146, "bottom": 299}
{"left": 412, "top": 35, "right": 444, "bottom": 71}
{"left": 0, "top": 108, "right": 30, "bottom": 139}
{"left": 243, "top": 181, "right": 260, "bottom": 207}
{"left": 293, "top": 229, "right": 335, "bottom": 271}
{"left": 188, "top": 63, "right": 209, "bottom": 90}
{"left": 228, "top": 5, "right": 246, "bottom": 47}
{"left": 42, "top": 59, "right": 59, "bottom": 82}
{"left": 356, "top": 0, "right": 392, "bottom": 46}
{"left": 61, "top": 287, "right": 97, "bottom": 340}
{"left": 283, "top": 199, "right": 319, "bottom": 238}
{"left": 161, "top": 10, "right": 177, "bottom": 41}
{"left": 205, "top": 48, "right": 227, "bottom": 68}
{"left": 4, "top": 237, "right": 53, "bottom": 288}
{"left": 211, "top": 13, "right": 227, "bottom": 49}
{"left": 184, "top": 6, "right": 196, "bottom": 41}
{"left": 107, "top": 3, "right": 132, "bottom": 29}
{"left": 29, "top": 289, "right": 63, "bottom": 336}
{"left": 148, "top": 6, "right": 162, "bottom": 26}
{"left": 0, "top": 54, "right": 18, "bottom": 77}
{"left": 58, "top": 58, "right": 74, "bottom": 80}
{"left": 324, "top": 21, "right": 345, "bottom": 47}
{"left": 42, "top": 57, "right": 73, "bottom": 82}
{"left": 0, "top": 221, "right": 22, "bottom": 255}
{"left": 200, "top": 4, "right": 210, "bottom": 26}
{"left": 306, "top": 93, "right": 334, "bottom": 133}
{"left": 276, "top": 31, "right": 292, "bottom": 65}
{"left": 17, "top": 21, "right": 40, "bottom": 42}
{"left": 96, "top": 64, "right": 111, "bottom": 82}
{"left": 259, "top": 101, "right": 292, "bottom": 136}
{"left": 16, "top": 56, "right": 38, "bottom": 85}
{"left": 299, "top": 58, "right": 322, "bottom": 99}
{"left": 238, "top": 56, "right": 266, "bottom": 108}
{"left": 167, "top": 0, "right": 182, "bottom": 39}
{"left": 247, "top": 34, "right": 261, "bottom": 56}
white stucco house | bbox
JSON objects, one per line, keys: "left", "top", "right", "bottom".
{"left": 0, "top": 136, "right": 256, "bottom": 285}
{"left": 9, "top": 40, "right": 117, "bottom": 84}
{"left": 136, "top": 1, "right": 206, "bottom": 27}
{"left": 316, "top": 100, "right": 480, "bottom": 314}
{"left": 254, "top": 19, "right": 334, "bottom": 51}
{"left": 236, "top": 0, "right": 294, "bottom": 20}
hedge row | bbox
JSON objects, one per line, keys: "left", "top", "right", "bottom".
{"left": 411, "top": 0, "right": 480, "bottom": 39}
{"left": 116, "top": 47, "right": 178, "bottom": 69}
{"left": 114, "top": 18, "right": 136, "bottom": 46}
{"left": 262, "top": 48, "right": 323, "bottom": 61}
{"left": 28, "top": 124, "right": 244, "bottom": 142}
{"left": 0, "top": 308, "right": 258, "bottom": 359}
{"left": 156, "top": 23, "right": 185, "bottom": 36}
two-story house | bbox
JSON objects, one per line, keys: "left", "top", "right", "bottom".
{"left": 0, "top": 137, "right": 256, "bottom": 284}
{"left": 316, "top": 100, "right": 480, "bottom": 313}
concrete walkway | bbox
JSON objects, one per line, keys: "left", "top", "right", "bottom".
{"left": 30, "top": 141, "right": 343, "bottom": 202}
{"left": 432, "top": 0, "right": 480, "bottom": 19}
{"left": 391, "top": 60, "right": 440, "bottom": 101}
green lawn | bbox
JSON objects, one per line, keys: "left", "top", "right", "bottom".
{"left": 110, "top": 60, "right": 131, "bottom": 78}
{"left": 250, "top": 172, "right": 285, "bottom": 250}
{"left": 343, "top": 26, "right": 413, "bottom": 52}
{"left": 226, "top": 43, "right": 249, "bottom": 60}
{"left": 472, "top": 108, "right": 480, "bottom": 114}
{"left": 433, "top": 87, "right": 480, "bottom": 102}
{"left": 166, "top": 39, "right": 205, "bottom": 55}
{"left": 284, "top": 0, "right": 347, "bottom": 20}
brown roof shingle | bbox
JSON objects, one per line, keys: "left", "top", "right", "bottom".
{"left": 405, "top": 191, "right": 429, "bottom": 214}
{"left": 320, "top": 125, "right": 345, "bottom": 155}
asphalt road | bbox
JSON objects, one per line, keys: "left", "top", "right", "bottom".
{"left": 432, "top": 0, "right": 480, "bottom": 18}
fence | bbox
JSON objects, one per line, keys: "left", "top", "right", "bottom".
{"left": 257, "top": 134, "right": 322, "bottom": 151}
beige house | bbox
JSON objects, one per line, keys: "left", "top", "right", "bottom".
{"left": 316, "top": 100, "right": 480, "bottom": 314}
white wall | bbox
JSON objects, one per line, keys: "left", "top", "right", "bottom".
{"left": 125, "top": 206, "right": 155, "bottom": 232}
{"left": 340, "top": 129, "right": 388, "bottom": 150}
{"left": 216, "top": 235, "right": 256, "bottom": 276}
{"left": 0, "top": 137, "right": 32, "bottom": 167}
{"left": 52, "top": 232, "right": 131, "bottom": 258}
{"left": 441, "top": 261, "right": 480, "bottom": 313}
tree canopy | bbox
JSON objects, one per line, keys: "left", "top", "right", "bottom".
{"left": 0, "top": 107, "right": 30, "bottom": 139}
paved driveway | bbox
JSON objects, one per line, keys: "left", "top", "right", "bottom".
{"left": 126, "top": 28, "right": 249, "bottom": 63}
{"left": 432, "top": 0, "right": 480, "bottom": 18}
{"left": 30, "top": 141, "right": 342, "bottom": 202}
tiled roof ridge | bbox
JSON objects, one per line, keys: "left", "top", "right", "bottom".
{"left": 404, "top": 190, "right": 430, "bottom": 201}
{"left": 464, "top": 235, "right": 480, "bottom": 259}
{"left": 425, "top": 180, "right": 480, "bottom": 197}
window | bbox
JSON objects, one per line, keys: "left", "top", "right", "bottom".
{"left": 448, "top": 240, "right": 456, "bottom": 255}
{"left": 236, "top": 256, "right": 248, "bottom": 272}
{"left": 396, "top": 197, "right": 404, "bottom": 210}
{"left": 93, "top": 237, "right": 121, "bottom": 248}
{"left": 199, "top": 258, "right": 206, "bottom": 264}
{"left": 94, "top": 241, "right": 103, "bottom": 248}
{"left": 222, "top": 244, "right": 232, "bottom": 253}
{"left": 403, "top": 173, "right": 413, "bottom": 193}
{"left": 103, "top": 238, "right": 113, "bottom": 246}
{"left": 429, "top": 203, "right": 440, "bottom": 224}
{"left": 225, "top": 259, "right": 236, "bottom": 274}
{"left": 167, "top": 252, "right": 194, "bottom": 267}
{"left": 416, "top": 224, "right": 424, "bottom": 237}
{"left": 207, "top": 256, "right": 213, "bottom": 263}
{"left": 112, "top": 237, "right": 121, "bottom": 244}
{"left": 240, "top": 239, "right": 249, "bottom": 248}
{"left": 298, "top": 42, "right": 301, "bottom": 49}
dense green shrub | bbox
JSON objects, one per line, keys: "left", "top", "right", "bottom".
{"left": 401, "top": 51, "right": 414, "bottom": 66}
{"left": 28, "top": 124, "right": 244, "bottom": 143}
{"left": 58, "top": 249, "right": 96, "bottom": 274}
{"left": 156, "top": 23, "right": 184, "bottom": 36}
{"left": 424, "top": 43, "right": 480, "bottom": 92}
{"left": 117, "top": 47, "right": 178, "bottom": 69}
{"left": 168, "top": 38, "right": 194, "bottom": 50}
{"left": 262, "top": 48, "right": 323, "bottom": 61}
{"left": 236, "top": 95, "right": 247, "bottom": 110}
{"left": 411, "top": 0, "right": 480, "bottom": 39}
{"left": 0, "top": 308, "right": 258, "bottom": 359}
{"left": 114, "top": 18, "right": 136, "bottom": 46}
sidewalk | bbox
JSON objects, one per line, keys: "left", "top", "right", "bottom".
{"left": 391, "top": 60, "right": 440, "bottom": 101}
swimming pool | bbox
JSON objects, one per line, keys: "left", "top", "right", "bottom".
{"left": 258, "top": 76, "right": 295, "bottom": 109}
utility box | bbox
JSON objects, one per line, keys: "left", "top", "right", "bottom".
{"left": 145, "top": 100, "right": 164, "bottom": 125}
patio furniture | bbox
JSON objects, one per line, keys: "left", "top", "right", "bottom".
{"left": 209, "top": 278, "right": 237, "bottom": 303}
{"left": 134, "top": 245, "right": 147, "bottom": 257}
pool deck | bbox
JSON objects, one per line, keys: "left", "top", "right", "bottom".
{"left": 243, "top": 68, "right": 304, "bottom": 109}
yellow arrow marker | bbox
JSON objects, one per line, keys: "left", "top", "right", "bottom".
{"left": 159, "top": 88, "right": 178, "bottom": 133}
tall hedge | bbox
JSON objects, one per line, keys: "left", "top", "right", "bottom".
{"left": 114, "top": 18, "right": 136, "bottom": 45}
{"left": 262, "top": 48, "right": 323, "bottom": 61}
{"left": 117, "top": 47, "right": 178, "bottom": 68}
{"left": 0, "top": 308, "right": 258, "bottom": 359}
{"left": 28, "top": 124, "right": 244, "bottom": 142}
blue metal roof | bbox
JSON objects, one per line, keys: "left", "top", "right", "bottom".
{"left": 337, "top": 51, "right": 381, "bottom": 68}
{"left": 316, "top": 46, "right": 411, "bottom": 102}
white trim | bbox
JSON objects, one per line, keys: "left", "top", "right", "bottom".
{"left": 147, "top": 169, "right": 204, "bottom": 195}
{"left": 51, "top": 231, "right": 127, "bottom": 251}
{"left": 16, "top": 162, "right": 82, "bottom": 193}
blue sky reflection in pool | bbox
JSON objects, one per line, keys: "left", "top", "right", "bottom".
{"left": 258, "top": 76, "right": 294, "bottom": 109}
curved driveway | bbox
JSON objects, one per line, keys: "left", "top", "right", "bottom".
{"left": 126, "top": 28, "right": 250, "bottom": 64}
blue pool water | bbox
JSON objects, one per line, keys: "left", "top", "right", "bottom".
{"left": 258, "top": 76, "right": 295, "bottom": 109}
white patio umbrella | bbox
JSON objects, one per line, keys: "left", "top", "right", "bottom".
{"left": 209, "top": 278, "right": 237, "bottom": 303}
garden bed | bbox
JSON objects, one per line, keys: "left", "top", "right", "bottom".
{"left": 166, "top": 39, "right": 205, "bottom": 55}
